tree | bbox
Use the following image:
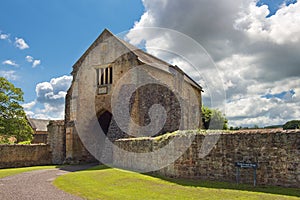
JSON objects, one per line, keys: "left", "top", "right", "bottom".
{"left": 0, "top": 77, "right": 33, "bottom": 143}
{"left": 283, "top": 120, "right": 300, "bottom": 130}
{"left": 202, "top": 106, "right": 228, "bottom": 130}
{"left": 253, "top": 124, "right": 259, "bottom": 129}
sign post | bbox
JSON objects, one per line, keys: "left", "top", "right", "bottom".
{"left": 235, "top": 162, "right": 258, "bottom": 186}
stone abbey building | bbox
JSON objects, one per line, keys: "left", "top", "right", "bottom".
{"left": 2, "top": 29, "right": 298, "bottom": 188}
{"left": 64, "top": 29, "right": 203, "bottom": 163}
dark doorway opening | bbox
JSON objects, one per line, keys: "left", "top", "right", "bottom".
{"left": 98, "top": 111, "right": 112, "bottom": 135}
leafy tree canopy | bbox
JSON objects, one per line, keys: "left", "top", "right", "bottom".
{"left": 283, "top": 120, "right": 300, "bottom": 130}
{"left": 0, "top": 77, "right": 33, "bottom": 143}
{"left": 202, "top": 106, "right": 228, "bottom": 130}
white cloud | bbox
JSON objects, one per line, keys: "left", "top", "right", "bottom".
{"left": 32, "top": 60, "right": 41, "bottom": 68}
{"left": 25, "top": 55, "right": 41, "bottom": 68}
{"left": 25, "top": 75, "right": 73, "bottom": 119}
{"left": 127, "top": 0, "right": 300, "bottom": 127}
{"left": 25, "top": 55, "right": 33, "bottom": 63}
{"left": 22, "top": 101, "right": 36, "bottom": 110}
{"left": 0, "top": 70, "right": 18, "bottom": 80}
{"left": 24, "top": 110, "right": 35, "bottom": 118}
{"left": 0, "top": 33, "right": 9, "bottom": 40}
{"left": 29, "top": 103, "right": 65, "bottom": 120}
{"left": 2, "top": 59, "right": 19, "bottom": 67}
{"left": 14, "top": 37, "right": 29, "bottom": 50}
{"left": 226, "top": 94, "right": 300, "bottom": 127}
{"left": 235, "top": 1, "right": 300, "bottom": 44}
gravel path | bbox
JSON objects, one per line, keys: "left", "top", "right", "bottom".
{"left": 0, "top": 164, "right": 97, "bottom": 200}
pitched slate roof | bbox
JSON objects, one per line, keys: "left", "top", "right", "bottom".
{"left": 72, "top": 28, "right": 202, "bottom": 90}
{"left": 27, "top": 118, "right": 50, "bottom": 132}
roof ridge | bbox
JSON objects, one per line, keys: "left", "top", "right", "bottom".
{"left": 71, "top": 28, "right": 202, "bottom": 90}
{"left": 113, "top": 33, "right": 202, "bottom": 90}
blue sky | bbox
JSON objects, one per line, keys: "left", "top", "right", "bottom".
{"left": 257, "top": 0, "right": 297, "bottom": 16}
{"left": 1, "top": 0, "right": 299, "bottom": 127}
{"left": 0, "top": 0, "right": 143, "bottom": 102}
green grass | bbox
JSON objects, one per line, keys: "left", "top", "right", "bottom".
{"left": 0, "top": 165, "right": 57, "bottom": 178}
{"left": 54, "top": 165, "right": 300, "bottom": 200}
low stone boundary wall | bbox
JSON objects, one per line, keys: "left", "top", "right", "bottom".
{"left": 0, "top": 144, "right": 52, "bottom": 168}
{"left": 0, "top": 120, "right": 65, "bottom": 168}
{"left": 113, "top": 130, "right": 300, "bottom": 188}
{"left": 32, "top": 133, "right": 48, "bottom": 144}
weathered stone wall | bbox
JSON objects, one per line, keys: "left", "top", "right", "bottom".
{"left": 113, "top": 130, "right": 300, "bottom": 188}
{"left": 47, "top": 120, "right": 65, "bottom": 164}
{"left": 0, "top": 144, "right": 51, "bottom": 168}
{"left": 32, "top": 133, "right": 47, "bottom": 144}
{"left": 64, "top": 30, "right": 138, "bottom": 162}
{"left": 65, "top": 123, "right": 98, "bottom": 164}
{"left": 65, "top": 29, "right": 202, "bottom": 163}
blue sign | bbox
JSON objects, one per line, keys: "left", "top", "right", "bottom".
{"left": 235, "top": 162, "right": 258, "bottom": 169}
{"left": 235, "top": 162, "right": 258, "bottom": 186}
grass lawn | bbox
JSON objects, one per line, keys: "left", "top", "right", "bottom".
{"left": 0, "top": 165, "right": 57, "bottom": 178}
{"left": 54, "top": 165, "right": 300, "bottom": 200}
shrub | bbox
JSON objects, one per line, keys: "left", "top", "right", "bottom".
{"left": 283, "top": 120, "right": 300, "bottom": 130}
{"left": 18, "top": 140, "right": 31, "bottom": 145}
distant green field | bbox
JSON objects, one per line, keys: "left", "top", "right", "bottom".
{"left": 0, "top": 166, "right": 57, "bottom": 178}
{"left": 54, "top": 165, "right": 300, "bottom": 200}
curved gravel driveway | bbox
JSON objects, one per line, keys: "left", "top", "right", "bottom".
{"left": 0, "top": 164, "right": 96, "bottom": 200}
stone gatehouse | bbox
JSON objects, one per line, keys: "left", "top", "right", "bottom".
{"left": 64, "top": 29, "right": 203, "bottom": 163}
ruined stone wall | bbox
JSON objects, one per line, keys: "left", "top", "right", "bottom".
{"left": 65, "top": 30, "right": 202, "bottom": 163}
{"left": 113, "top": 130, "right": 300, "bottom": 188}
{"left": 65, "top": 123, "right": 98, "bottom": 164}
{"left": 47, "top": 120, "right": 65, "bottom": 164}
{"left": 64, "top": 30, "right": 138, "bottom": 163}
{"left": 32, "top": 133, "right": 47, "bottom": 144}
{"left": 0, "top": 144, "right": 51, "bottom": 168}
{"left": 0, "top": 120, "right": 67, "bottom": 168}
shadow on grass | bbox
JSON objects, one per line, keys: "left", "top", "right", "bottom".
{"left": 146, "top": 173, "right": 300, "bottom": 198}
{"left": 55, "top": 164, "right": 300, "bottom": 198}
{"left": 56, "top": 162, "right": 101, "bottom": 172}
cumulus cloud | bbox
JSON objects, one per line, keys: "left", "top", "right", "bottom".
{"left": 0, "top": 33, "right": 9, "bottom": 40}
{"left": 127, "top": 0, "right": 300, "bottom": 127}
{"left": 0, "top": 70, "right": 18, "bottom": 80}
{"left": 22, "top": 101, "right": 36, "bottom": 110}
{"left": 32, "top": 60, "right": 41, "bottom": 68}
{"left": 227, "top": 92, "right": 300, "bottom": 127}
{"left": 14, "top": 37, "right": 29, "bottom": 50}
{"left": 36, "top": 75, "right": 72, "bottom": 105}
{"left": 24, "top": 75, "right": 73, "bottom": 119}
{"left": 235, "top": 1, "right": 300, "bottom": 44}
{"left": 31, "top": 103, "right": 66, "bottom": 119}
{"left": 25, "top": 55, "right": 41, "bottom": 68}
{"left": 2, "top": 59, "right": 19, "bottom": 67}
{"left": 25, "top": 55, "right": 33, "bottom": 63}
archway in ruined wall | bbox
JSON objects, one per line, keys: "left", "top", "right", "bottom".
{"left": 98, "top": 110, "right": 112, "bottom": 135}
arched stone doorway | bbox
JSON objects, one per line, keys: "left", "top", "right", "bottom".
{"left": 98, "top": 110, "right": 112, "bottom": 135}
